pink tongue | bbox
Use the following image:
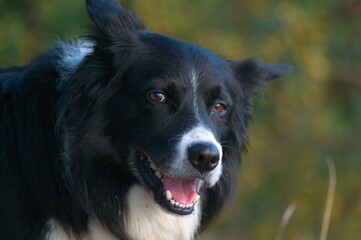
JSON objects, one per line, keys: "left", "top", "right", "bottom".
{"left": 162, "top": 176, "right": 198, "bottom": 205}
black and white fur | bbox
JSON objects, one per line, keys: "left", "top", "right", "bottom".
{"left": 0, "top": 0, "right": 292, "bottom": 239}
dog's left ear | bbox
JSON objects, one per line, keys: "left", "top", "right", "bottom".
{"left": 228, "top": 60, "right": 293, "bottom": 90}
{"left": 86, "top": 0, "right": 147, "bottom": 35}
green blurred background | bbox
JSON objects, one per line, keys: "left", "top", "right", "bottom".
{"left": 1, "top": 0, "right": 360, "bottom": 239}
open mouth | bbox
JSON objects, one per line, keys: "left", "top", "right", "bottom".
{"left": 134, "top": 150, "right": 201, "bottom": 215}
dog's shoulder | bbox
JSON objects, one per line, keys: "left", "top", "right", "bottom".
{"left": 0, "top": 41, "right": 93, "bottom": 94}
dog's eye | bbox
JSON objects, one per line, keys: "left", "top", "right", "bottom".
{"left": 149, "top": 92, "right": 166, "bottom": 103}
{"left": 212, "top": 103, "right": 226, "bottom": 113}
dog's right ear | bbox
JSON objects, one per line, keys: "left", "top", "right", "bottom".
{"left": 86, "top": 0, "right": 147, "bottom": 35}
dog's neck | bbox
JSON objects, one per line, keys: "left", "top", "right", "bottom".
{"left": 47, "top": 184, "right": 201, "bottom": 240}
{"left": 125, "top": 184, "right": 201, "bottom": 240}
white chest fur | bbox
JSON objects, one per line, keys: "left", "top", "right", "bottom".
{"left": 46, "top": 185, "right": 201, "bottom": 240}
{"left": 125, "top": 185, "right": 201, "bottom": 240}
{"left": 46, "top": 218, "right": 118, "bottom": 240}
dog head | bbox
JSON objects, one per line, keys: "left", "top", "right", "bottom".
{"left": 58, "top": 0, "right": 292, "bottom": 228}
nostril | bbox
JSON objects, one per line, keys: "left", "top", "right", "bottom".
{"left": 210, "top": 156, "right": 219, "bottom": 164}
{"left": 188, "top": 142, "right": 220, "bottom": 173}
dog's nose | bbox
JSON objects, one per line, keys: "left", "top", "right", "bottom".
{"left": 188, "top": 142, "right": 220, "bottom": 173}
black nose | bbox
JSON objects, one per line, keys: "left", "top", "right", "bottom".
{"left": 188, "top": 142, "right": 220, "bottom": 173}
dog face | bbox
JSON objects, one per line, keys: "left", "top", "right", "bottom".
{"left": 59, "top": 0, "right": 292, "bottom": 221}
{"left": 105, "top": 32, "right": 232, "bottom": 214}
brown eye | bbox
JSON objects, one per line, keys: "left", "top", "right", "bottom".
{"left": 213, "top": 103, "right": 226, "bottom": 113}
{"left": 149, "top": 92, "right": 166, "bottom": 103}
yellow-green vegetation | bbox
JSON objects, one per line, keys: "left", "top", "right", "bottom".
{"left": 1, "top": 0, "right": 360, "bottom": 239}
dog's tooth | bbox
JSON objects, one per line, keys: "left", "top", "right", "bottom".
{"left": 165, "top": 190, "right": 172, "bottom": 201}
{"left": 170, "top": 199, "right": 175, "bottom": 205}
{"left": 193, "top": 194, "right": 200, "bottom": 203}
{"left": 150, "top": 162, "right": 157, "bottom": 171}
{"left": 175, "top": 202, "right": 180, "bottom": 207}
{"left": 187, "top": 204, "right": 192, "bottom": 208}
{"left": 155, "top": 171, "right": 162, "bottom": 179}
{"left": 180, "top": 204, "right": 185, "bottom": 208}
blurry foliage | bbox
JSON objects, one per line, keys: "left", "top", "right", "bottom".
{"left": 1, "top": 0, "right": 360, "bottom": 239}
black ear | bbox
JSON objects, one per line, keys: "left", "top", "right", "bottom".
{"left": 86, "top": 0, "right": 146, "bottom": 34}
{"left": 229, "top": 60, "right": 293, "bottom": 90}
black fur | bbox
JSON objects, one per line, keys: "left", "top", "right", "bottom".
{"left": 0, "top": 0, "right": 292, "bottom": 239}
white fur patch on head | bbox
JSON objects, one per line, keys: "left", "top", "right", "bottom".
{"left": 190, "top": 70, "right": 201, "bottom": 122}
{"left": 126, "top": 185, "right": 201, "bottom": 240}
{"left": 57, "top": 40, "right": 94, "bottom": 87}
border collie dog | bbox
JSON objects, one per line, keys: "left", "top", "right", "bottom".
{"left": 0, "top": 0, "right": 292, "bottom": 239}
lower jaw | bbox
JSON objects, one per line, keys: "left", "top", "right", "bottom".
{"left": 134, "top": 151, "right": 199, "bottom": 215}
{"left": 154, "top": 189, "right": 195, "bottom": 215}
